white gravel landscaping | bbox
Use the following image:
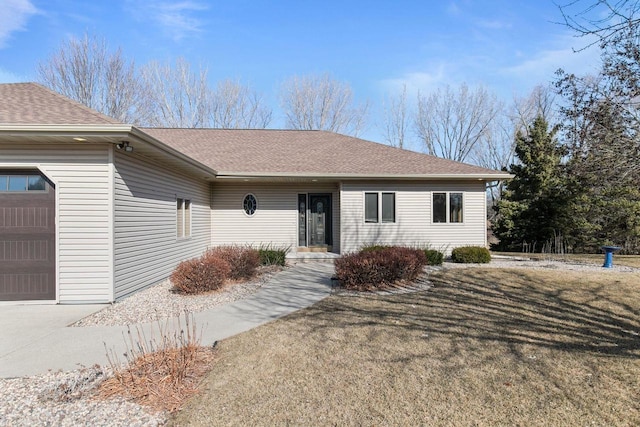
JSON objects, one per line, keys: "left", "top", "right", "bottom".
{"left": 1, "top": 266, "right": 282, "bottom": 427}
{"left": 72, "top": 265, "right": 282, "bottom": 327}
{"left": 1, "top": 257, "right": 636, "bottom": 426}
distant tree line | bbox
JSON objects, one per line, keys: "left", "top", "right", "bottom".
{"left": 494, "top": 0, "right": 640, "bottom": 254}
{"left": 36, "top": 0, "right": 640, "bottom": 253}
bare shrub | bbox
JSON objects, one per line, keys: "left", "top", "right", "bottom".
{"left": 170, "top": 256, "right": 231, "bottom": 294}
{"left": 207, "top": 245, "right": 260, "bottom": 280}
{"left": 335, "top": 246, "right": 427, "bottom": 291}
{"left": 99, "top": 313, "right": 215, "bottom": 413}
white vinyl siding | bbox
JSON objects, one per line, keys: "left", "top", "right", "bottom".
{"left": 113, "top": 151, "right": 210, "bottom": 300}
{"left": 211, "top": 182, "right": 340, "bottom": 253}
{"left": 341, "top": 181, "right": 487, "bottom": 254}
{"left": 0, "top": 143, "right": 112, "bottom": 303}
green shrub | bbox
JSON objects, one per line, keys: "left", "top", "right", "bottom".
{"left": 423, "top": 249, "right": 444, "bottom": 266}
{"left": 207, "top": 245, "right": 260, "bottom": 280}
{"left": 170, "top": 256, "right": 231, "bottom": 294}
{"left": 450, "top": 246, "right": 491, "bottom": 263}
{"left": 258, "top": 244, "right": 290, "bottom": 266}
{"left": 335, "top": 246, "right": 427, "bottom": 291}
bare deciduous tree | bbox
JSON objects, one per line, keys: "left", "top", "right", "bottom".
{"left": 279, "top": 73, "right": 368, "bottom": 136}
{"left": 381, "top": 84, "right": 409, "bottom": 148}
{"left": 558, "top": 0, "right": 640, "bottom": 49}
{"left": 141, "top": 57, "right": 211, "bottom": 128}
{"left": 37, "top": 33, "right": 145, "bottom": 124}
{"left": 415, "top": 83, "right": 501, "bottom": 162}
{"left": 211, "top": 79, "right": 272, "bottom": 128}
{"left": 511, "top": 84, "right": 558, "bottom": 136}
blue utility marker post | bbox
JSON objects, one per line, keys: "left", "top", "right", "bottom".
{"left": 601, "top": 246, "right": 622, "bottom": 268}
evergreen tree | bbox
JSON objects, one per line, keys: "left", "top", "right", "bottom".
{"left": 493, "top": 116, "right": 569, "bottom": 252}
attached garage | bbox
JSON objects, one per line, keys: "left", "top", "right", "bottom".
{"left": 0, "top": 171, "right": 55, "bottom": 301}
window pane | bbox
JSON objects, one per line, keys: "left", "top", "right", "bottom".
{"left": 382, "top": 192, "right": 395, "bottom": 223}
{"left": 0, "top": 176, "right": 7, "bottom": 191}
{"left": 8, "top": 176, "right": 27, "bottom": 192}
{"left": 433, "top": 193, "right": 447, "bottom": 223}
{"left": 184, "top": 200, "right": 191, "bottom": 236}
{"left": 28, "top": 175, "right": 46, "bottom": 191}
{"left": 298, "top": 194, "right": 307, "bottom": 247}
{"left": 177, "top": 198, "right": 184, "bottom": 238}
{"left": 364, "top": 192, "right": 378, "bottom": 223}
{"left": 450, "top": 193, "right": 463, "bottom": 223}
{"left": 243, "top": 194, "right": 257, "bottom": 216}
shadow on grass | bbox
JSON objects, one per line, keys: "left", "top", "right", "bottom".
{"left": 300, "top": 268, "right": 640, "bottom": 358}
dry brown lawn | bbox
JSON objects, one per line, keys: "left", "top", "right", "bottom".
{"left": 171, "top": 267, "right": 640, "bottom": 426}
{"left": 493, "top": 251, "right": 640, "bottom": 268}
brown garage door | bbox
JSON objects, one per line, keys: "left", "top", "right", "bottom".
{"left": 0, "top": 171, "right": 55, "bottom": 301}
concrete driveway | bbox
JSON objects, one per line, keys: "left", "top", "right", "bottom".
{"left": 0, "top": 262, "right": 334, "bottom": 378}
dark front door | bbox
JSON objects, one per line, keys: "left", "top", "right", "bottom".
{"left": 0, "top": 172, "right": 56, "bottom": 301}
{"left": 309, "top": 194, "right": 332, "bottom": 247}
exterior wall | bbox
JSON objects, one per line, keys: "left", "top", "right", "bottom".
{"left": 340, "top": 181, "right": 487, "bottom": 254}
{"left": 0, "top": 143, "right": 112, "bottom": 303}
{"left": 113, "top": 150, "right": 211, "bottom": 300}
{"left": 211, "top": 182, "right": 340, "bottom": 253}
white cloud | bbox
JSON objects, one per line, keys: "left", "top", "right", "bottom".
{"left": 379, "top": 65, "right": 452, "bottom": 97}
{"left": 501, "top": 33, "right": 602, "bottom": 87}
{"left": 0, "top": 0, "right": 38, "bottom": 48}
{"left": 127, "top": 0, "right": 209, "bottom": 41}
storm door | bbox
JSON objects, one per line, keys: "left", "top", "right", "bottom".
{"left": 308, "top": 194, "right": 332, "bottom": 247}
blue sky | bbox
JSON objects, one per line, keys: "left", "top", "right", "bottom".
{"left": 1, "top": 0, "right": 600, "bottom": 144}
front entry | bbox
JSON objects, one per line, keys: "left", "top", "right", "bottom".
{"left": 308, "top": 194, "right": 332, "bottom": 247}
{"left": 0, "top": 171, "right": 56, "bottom": 301}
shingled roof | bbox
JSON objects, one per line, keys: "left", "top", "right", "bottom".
{"left": 0, "top": 83, "right": 120, "bottom": 125}
{"left": 142, "top": 128, "right": 507, "bottom": 178}
{"left": 0, "top": 83, "right": 509, "bottom": 179}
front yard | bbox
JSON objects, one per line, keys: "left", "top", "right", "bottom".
{"left": 172, "top": 266, "right": 640, "bottom": 426}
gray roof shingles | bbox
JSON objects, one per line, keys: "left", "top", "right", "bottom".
{"left": 142, "top": 128, "right": 505, "bottom": 177}
{"left": 0, "top": 82, "right": 506, "bottom": 178}
{"left": 0, "top": 82, "right": 120, "bottom": 125}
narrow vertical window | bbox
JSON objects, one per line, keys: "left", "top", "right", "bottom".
{"left": 184, "top": 199, "right": 191, "bottom": 236}
{"left": 450, "top": 193, "right": 463, "bottom": 223}
{"left": 364, "top": 192, "right": 378, "bottom": 223}
{"left": 382, "top": 192, "right": 395, "bottom": 223}
{"left": 177, "top": 198, "right": 184, "bottom": 238}
{"left": 433, "top": 193, "right": 447, "bottom": 223}
{"left": 298, "top": 194, "right": 307, "bottom": 247}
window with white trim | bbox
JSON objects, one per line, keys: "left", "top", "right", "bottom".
{"left": 177, "top": 198, "right": 191, "bottom": 238}
{"left": 432, "top": 192, "right": 463, "bottom": 223}
{"left": 243, "top": 194, "right": 257, "bottom": 216}
{"left": 0, "top": 174, "right": 46, "bottom": 192}
{"left": 364, "top": 192, "right": 396, "bottom": 223}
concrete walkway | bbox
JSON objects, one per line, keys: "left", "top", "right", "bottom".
{"left": 0, "top": 262, "right": 334, "bottom": 379}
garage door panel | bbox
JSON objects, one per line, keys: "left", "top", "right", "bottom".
{"left": 0, "top": 172, "right": 55, "bottom": 301}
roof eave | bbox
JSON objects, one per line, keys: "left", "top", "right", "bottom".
{"left": 0, "top": 124, "right": 134, "bottom": 137}
{"left": 128, "top": 127, "right": 218, "bottom": 179}
{"left": 214, "top": 172, "right": 514, "bottom": 181}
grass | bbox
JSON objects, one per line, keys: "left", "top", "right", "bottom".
{"left": 493, "top": 251, "right": 640, "bottom": 268}
{"left": 170, "top": 267, "right": 640, "bottom": 426}
{"left": 98, "top": 313, "right": 215, "bottom": 413}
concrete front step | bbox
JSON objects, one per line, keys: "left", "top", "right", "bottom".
{"left": 287, "top": 251, "right": 340, "bottom": 263}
